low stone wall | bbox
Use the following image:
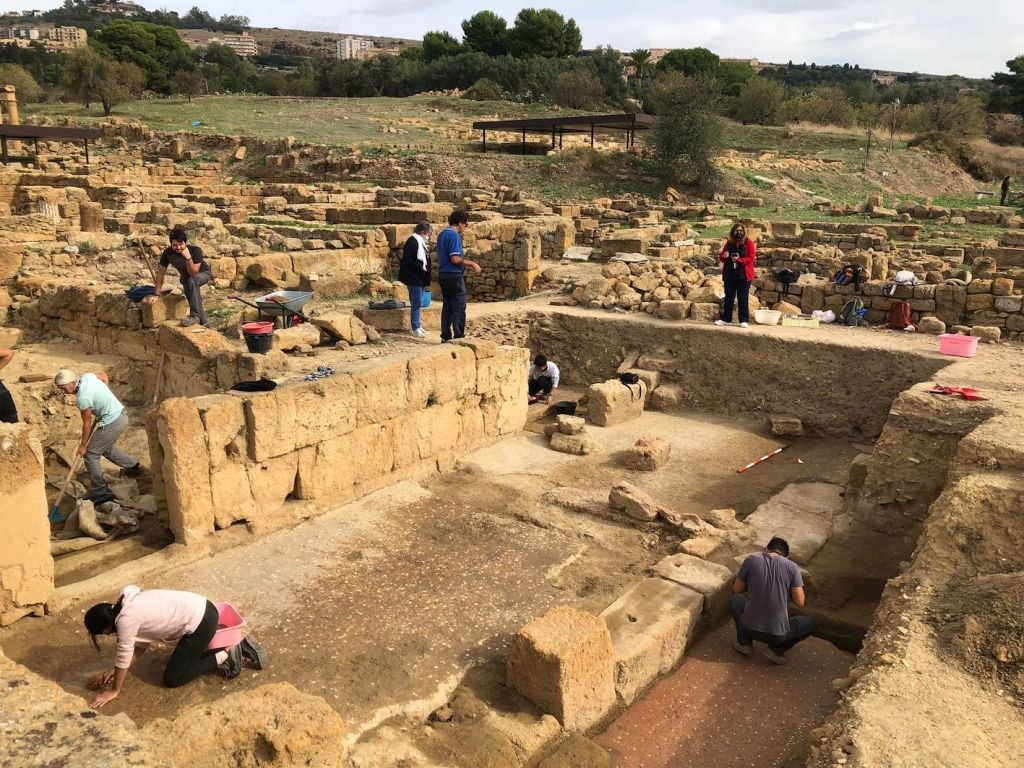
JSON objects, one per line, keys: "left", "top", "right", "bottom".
{"left": 0, "top": 423, "right": 54, "bottom": 626}
{"left": 523, "top": 311, "right": 947, "bottom": 439}
{"left": 149, "top": 341, "right": 528, "bottom": 546}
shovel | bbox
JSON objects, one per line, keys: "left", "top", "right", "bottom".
{"left": 49, "top": 423, "right": 97, "bottom": 523}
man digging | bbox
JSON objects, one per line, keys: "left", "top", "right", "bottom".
{"left": 144, "top": 228, "right": 212, "bottom": 327}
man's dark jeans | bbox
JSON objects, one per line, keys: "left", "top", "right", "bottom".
{"left": 730, "top": 593, "right": 815, "bottom": 655}
{"left": 439, "top": 274, "right": 467, "bottom": 342}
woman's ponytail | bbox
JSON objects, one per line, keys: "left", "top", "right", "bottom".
{"left": 83, "top": 597, "right": 124, "bottom": 651}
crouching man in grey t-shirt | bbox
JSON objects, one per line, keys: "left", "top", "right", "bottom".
{"left": 731, "top": 536, "right": 815, "bottom": 665}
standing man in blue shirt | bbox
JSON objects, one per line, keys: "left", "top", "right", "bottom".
{"left": 54, "top": 369, "right": 143, "bottom": 500}
{"left": 435, "top": 210, "right": 482, "bottom": 343}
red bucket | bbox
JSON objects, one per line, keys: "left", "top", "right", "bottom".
{"left": 241, "top": 321, "right": 274, "bottom": 335}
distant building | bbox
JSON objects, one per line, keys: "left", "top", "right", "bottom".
{"left": 208, "top": 31, "right": 258, "bottom": 57}
{"left": 722, "top": 57, "right": 764, "bottom": 72}
{"left": 0, "top": 26, "right": 40, "bottom": 41}
{"left": 337, "top": 36, "right": 374, "bottom": 60}
{"left": 46, "top": 25, "right": 87, "bottom": 51}
{"left": 871, "top": 72, "right": 897, "bottom": 86}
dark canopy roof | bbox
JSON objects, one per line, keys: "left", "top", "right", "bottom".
{"left": 471, "top": 113, "right": 655, "bottom": 135}
{"left": 0, "top": 124, "right": 103, "bottom": 141}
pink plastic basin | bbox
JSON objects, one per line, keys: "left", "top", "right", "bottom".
{"left": 206, "top": 602, "right": 247, "bottom": 651}
{"left": 241, "top": 321, "right": 274, "bottom": 335}
{"left": 938, "top": 333, "right": 979, "bottom": 358}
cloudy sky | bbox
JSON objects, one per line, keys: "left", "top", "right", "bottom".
{"left": 6, "top": 0, "right": 1022, "bottom": 78}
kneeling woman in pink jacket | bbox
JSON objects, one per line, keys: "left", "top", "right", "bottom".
{"left": 84, "top": 585, "right": 267, "bottom": 708}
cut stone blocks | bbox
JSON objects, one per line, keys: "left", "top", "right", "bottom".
{"left": 587, "top": 378, "right": 647, "bottom": 427}
{"left": 653, "top": 553, "right": 733, "bottom": 615}
{"left": 507, "top": 606, "right": 616, "bottom": 733}
{"left": 743, "top": 482, "right": 842, "bottom": 564}
{"left": 354, "top": 305, "right": 441, "bottom": 332}
{"left": 599, "top": 578, "right": 702, "bottom": 705}
{"left": 623, "top": 436, "right": 671, "bottom": 471}
{"left": 650, "top": 383, "right": 684, "bottom": 411}
{"left": 550, "top": 432, "right": 594, "bottom": 455}
{"left": 770, "top": 414, "right": 803, "bottom": 437}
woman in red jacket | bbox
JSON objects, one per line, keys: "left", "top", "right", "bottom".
{"left": 715, "top": 223, "right": 757, "bottom": 328}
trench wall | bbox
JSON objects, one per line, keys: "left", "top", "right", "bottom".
{"left": 148, "top": 341, "right": 528, "bottom": 546}
{"left": 523, "top": 311, "right": 947, "bottom": 438}
{"left": 0, "top": 424, "right": 54, "bottom": 626}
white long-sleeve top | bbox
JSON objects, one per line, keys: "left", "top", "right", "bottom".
{"left": 113, "top": 585, "right": 207, "bottom": 669}
{"left": 527, "top": 362, "right": 560, "bottom": 388}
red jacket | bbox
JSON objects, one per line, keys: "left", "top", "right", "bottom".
{"left": 719, "top": 238, "right": 756, "bottom": 282}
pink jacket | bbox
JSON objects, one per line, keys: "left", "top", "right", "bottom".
{"left": 114, "top": 586, "right": 207, "bottom": 669}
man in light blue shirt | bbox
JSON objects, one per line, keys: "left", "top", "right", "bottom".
{"left": 435, "top": 209, "right": 482, "bottom": 342}
{"left": 55, "top": 369, "right": 142, "bottom": 499}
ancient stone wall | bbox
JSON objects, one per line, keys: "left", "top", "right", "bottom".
{"left": 523, "top": 311, "right": 946, "bottom": 438}
{"left": 149, "top": 341, "right": 528, "bottom": 546}
{"left": 0, "top": 423, "right": 54, "bottom": 626}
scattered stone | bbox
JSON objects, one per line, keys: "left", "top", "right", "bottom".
{"left": 550, "top": 432, "right": 594, "bottom": 456}
{"left": 650, "top": 384, "right": 684, "bottom": 411}
{"left": 773, "top": 300, "right": 801, "bottom": 315}
{"left": 678, "top": 537, "right": 721, "bottom": 559}
{"left": 918, "top": 316, "right": 946, "bottom": 335}
{"left": 556, "top": 415, "right": 585, "bottom": 435}
{"left": 587, "top": 379, "right": 647, "bottom": 427}
{"left": 971, "top": 326, "right": 1001, "bottom": 344}
{"left": 770, "top": 414, "right": 803, "bottom": 437}
{"left": 623, "top": 437, "right": 671, "bottom": 471}
{"left": 538, "top": 734, "right": 612, "bottom": 768}
{"left": 608, "top": 481, "right": 669, "bottom": 522}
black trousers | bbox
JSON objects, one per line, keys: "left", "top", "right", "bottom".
{"left": 163, "top": 600, "right": 220, "bottom": 688}
{"left": 0, "top": 381, "right": 17, "bottom": 423}
{"left": 439, "top": 274, "right": 467, "bottom": 342}
{"left": 722, "top": 274, "right": 751, "bottom": 323}
{"left": 529, "top": 376, "right": 554, "bottom": 395}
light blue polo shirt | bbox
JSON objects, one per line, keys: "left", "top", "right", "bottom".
{"left": 75, "top": 373, "right": 124, "bottom": 426}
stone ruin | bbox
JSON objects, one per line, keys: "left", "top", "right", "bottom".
{"left": 2, "top": 120, "right": 1024, "bottom": 768}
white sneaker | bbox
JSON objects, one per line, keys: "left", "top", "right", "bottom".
{"left": 714, "top": 319, "right": 728, "bottom": 326}
{"left": 411, "top": 327, "right": 426, "bottom": 339}
{"left": 740, "top": 322, "right": 749, "bottom": 328}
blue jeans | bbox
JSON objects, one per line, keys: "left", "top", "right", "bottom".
{"left": 439, "top": 274, "right": 467, "bottom": 342}
{"left": 730, "top": 593, "right": 815, "bottom": 655}
{"left": 406, "top": 285, "right": 426, "bottom": 330}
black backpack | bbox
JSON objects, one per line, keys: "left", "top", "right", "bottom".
{"left": 773, "top": 268, "right": 802, "bottom": 297}
{"left": 839, "top": 297, "right": 866, "bottom": 327}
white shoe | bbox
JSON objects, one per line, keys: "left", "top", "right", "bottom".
{"left": 411, "top": 327, "right": 426, "bottom": 338}
{"left": 740, "top": 322, "right": 749, "bottom": 328}
{"left": 714, "top": 320, "right": 728, "bottom": 326}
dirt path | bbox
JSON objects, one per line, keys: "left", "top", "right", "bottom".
{"left": 597, "top": 624, "right": 853, "bottom": 768}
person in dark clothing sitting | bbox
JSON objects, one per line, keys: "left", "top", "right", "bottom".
{"left": 144, "top": 228, "right": 212, "bottom": 327}
{"left": 527, "top": 355, "right": 560, "bottom": 404}
{"left": 0, "top": 348, "right": 18, "bottom": 423}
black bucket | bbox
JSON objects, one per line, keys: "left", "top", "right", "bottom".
{"left": 554, "top": 401, "right": 577, "bottom": 416}
{"left": 243, "top": 331, "right": 273, "bottom": 354}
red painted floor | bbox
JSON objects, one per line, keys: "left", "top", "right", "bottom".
{"left": 597, "top": 623, "right": 853, "bottom": 768}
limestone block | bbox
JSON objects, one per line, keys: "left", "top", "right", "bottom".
{"left": 410, "top": 401, "right": 464, "bottom": 460}
{"left": 587, "top": 379, "right": 646, "bottom": 427}
{"left": 971, "top": 325, "right": 1001, "bottom": 343}
{"left": 918, "top": 316, "right": 946, "bottom": 335}
{"left": 142, "top": 294, "right": 189, "bottom": 327}
{"left": 351, "top": 421, "right": 397, "bottom": 483}
{"left": 0, "top": 425, "right": 53, "bottom": 619}
{"left": 294, "top": 433, "right": 357, "bottom": 505}
{"left": 272, "top": 323, "right": 321, "bottom": 352}
{"left": 600, "top": 578, "right": 703, "bottom": 705}
{"left": 623, "top": 437, "right": 670, "bottom": 471}
{"left": 550, "top": 432, "right": 594, "bottom": 455}
{"left": 0, "top": 245, "right": 23, "bottom": 281}
{"left": 770, "top": 414, "right": 803, "bottom": 437}
{"left": 408, "top": 345, "right": 476, "bottom": 408}
{"left": 354, "top": 305, "right": 441, "bottom": 332}
{"left": 156, "top": 398, "right": 214, "bottom": 545}
{"left": 452, "top": 337, "right": 497, "bottom": 359}
{"left": 195, "top": 394, "right": 246, "bottom": 471}
{"left": 689, "top": 302, "right": 720, "bottom": 323}
{"left": 349, "top": 356, "right": 411, "bottom": 427}
{"left": 209, "top": 462, "right": 257, "bottom": 529}
{"left": 0, "top": 327, "right": 22, "bottom": 347}
{"left": 656, "top": 300, "right": 690, "bottom": 320}
{"left": 246, "top": 452, "right": 299, "bottom": 515}
{"left": 556, "top": 415, "right": 585, "bottom": 435}
{"left": 743, "top": 482, "right": 840, "bottom": 564}
{"left": 477, "top": 345, "right": 530, "bottom": 399}
{"left": 310, "top": 312, "right": 369, "bottom": 345}
{"left": 650, "top": 384, "right": 684, "bottom": 411}
{"left": 507, "top": 606, "right": 616, "bottom": 733}
{"left": 243, "top": 389, "right": 296, "bottom": 461}
{"left": 994, "top": 296, "right": 1023, "bottom": 313}
{"left": 652, "top": 553, "right": 732, "bottom": 614}
{"left": 608, "top": 481, "right": 668, "bottom": 522}
{"left": 141, "top": 683, "right": 347, "bottom": 767}
{"left": 679, "top": 537, "right": 720, "bottom": 559}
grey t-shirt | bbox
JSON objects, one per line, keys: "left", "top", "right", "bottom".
{"left": 737, "top": 552, "right": 803, "bottom": 636}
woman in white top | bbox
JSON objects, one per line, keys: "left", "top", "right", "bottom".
{"left": 83, "top": 585, "right": 267, "bottom": 708}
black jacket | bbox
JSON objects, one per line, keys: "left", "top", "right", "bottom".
{"left": 398, "top": 235, "right": 431, "bottom": 287}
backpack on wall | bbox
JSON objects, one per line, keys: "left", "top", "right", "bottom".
{"left": 839, "top": 297, "right": 866, "bottom": 327}
{"left": 888, "top": 300, "right": 913, "bottom": 330}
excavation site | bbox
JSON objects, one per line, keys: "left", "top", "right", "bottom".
{"left": 2, "top": 105, "right": 1024, "bottom": 768}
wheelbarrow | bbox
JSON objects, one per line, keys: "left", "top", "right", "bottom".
{"left": 229, "top": 290, "right": 312, "bottom": 329}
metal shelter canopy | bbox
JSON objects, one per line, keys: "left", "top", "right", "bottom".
{"left": 471, "top": 112, "right": 656, "bottom": 153}
{"left": 0, "top": 124, "right": 104, "bottom": 164}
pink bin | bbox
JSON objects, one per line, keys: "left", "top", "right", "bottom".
{"left": 938, "top": 333, "right": 979, "bottom": 358}
{"left": 205, "top": 602, "right": 247, "bottom": 651}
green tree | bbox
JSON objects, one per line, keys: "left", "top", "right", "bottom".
{"left": 422, "top": 31, "right": 463, "bottom": 62}
{"left": 657, "top": 47, "right": 719, "bottom": 77}
{"left": 97, "top": 60, "right": 145, "bottom": 115}
{"left": 463, "top": 77, "right": 502, "bottom": 101}
{"left": 550, "top": 70, "right": 605, "bottom": 109}
{"left": 992, "top": 55, "right": 1024, "bottom": 116}
{"left": 735, "top": 76, "right": 786, "bottom": 125}
{"left": 91, "top": 19, "right": 192, "bottom": 92}
{"left": 907, "top": 94, "right": 987, "bottom": 137}
{"left": 170, "top": 67, "right": 204, "bottom": 102}
{"left": 628, "top": 49, "right": 651, "bottom": 83}
{"left": 716, "top": 60, "right": 755, "bottom": 98}
{"left": 0, "top": 63, "right": 43, "bottom": 102}
{"left": 62, "top": 45, "right": 105, "bottom": 107}
{"left": 461, "top": 11, "right": 509, "bottom": 57}
{"left": 509, "top": 9, "right": 582, "bottom": 58}
{"left": 645, "top": 72, "right": 721, "bottom": 184}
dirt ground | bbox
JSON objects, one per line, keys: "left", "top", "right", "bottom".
{"left": 1, "top": 410, "right": 861, "bottom": 743}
